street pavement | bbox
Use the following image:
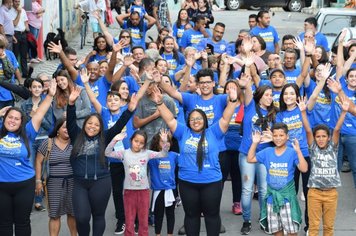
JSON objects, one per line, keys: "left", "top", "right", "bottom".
{"left": 29, "top": 7, "right": 356, "bottom": 236}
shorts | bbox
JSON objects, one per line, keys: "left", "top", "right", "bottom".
{"left": 91, "top": 22, "right": 101, "bottom": 33}
{"left": 266, "top": 202, "right": 300, "bottom": 234}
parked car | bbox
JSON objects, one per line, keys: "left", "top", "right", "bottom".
{"left": 225, "top": 0, "right": 306, "bottom": 12}
{"left": 315, "top": 8, "right": 356, "bottom": 47}
{"left": 331, "top": 27, "right": 356, "bottom": 52}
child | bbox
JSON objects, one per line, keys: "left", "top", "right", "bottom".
{"left": 148, "top": 131, "right": 178, "bottom": 236}
{"left": 105, "top": 129, "right": 170, "bottom": 236}
{"left": 298, "top": 96, "right": 348, "bottom": 236}
{"left": 247, "top": 123, "right": 308, "bottom": 236}
{"left": 130, "top": 0, "right": 147, "bottom": 19}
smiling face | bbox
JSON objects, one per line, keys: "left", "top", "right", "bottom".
{"left": 270, "top": 71, "right": 286, "bottom": 89}
{"left": 198, "top": 76, "right": 214, "bottom": 96}
{"left": 29, "top": 80, "right": 43, "bottom": 98}
{"left": 131, "top": 134, "right": 146, "bottom": 152}
{"left": 314, "top": 64, "right": 325, "bottom": 82}
{"left": 58, "top": 121, "right": 69, "bottom": 140}
{"left": 259, "top": 89, "right": 273, "bottom": 109}
{"left": 56, "top": 76, "right": 69, "bottom": 90}
{"left": 156, "top": 60, "right": 168, "bottom": 75}
{"left": 87, "top": 63, "right": 100, "bottom": 81}
{"left": 99, "top": 62, "right": 109, "bottom": 76}
{"left": 163, "top": 38, "right": 174, "bottom": 53}
{"left": 179, "top": 10, "right": 188, "bottom": 21}
{"left": 118, "top": 82, "right": 129, "bottom": 100}
{"left": 188, "top": 111, "right": 205, "bottom": 133}
{"left": 96, "top": 37, "right": 107, "bottom": 51}
{"left": 272, "top": 129, "right": 288, "bottom": 147}
{"left": 106, "top": 94, "right": 121, "bottom": 112}
{"left": 314, "top": 47, "right": 322, "bottom": 61}
{"left": 282, "top": 86, "right": 297, "bottom": 108}
{"left": 84, "top": 116, "right": 101, "bottom": 137}
{"left": 347, "top": 70, "right": 356, "bottom": 89}
{"left": 4, "top": 109, "right": 22, "bottom": 133}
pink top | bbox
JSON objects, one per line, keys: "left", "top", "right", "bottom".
{"left": 26, "top": 1, "right": 42, "bottom": 29}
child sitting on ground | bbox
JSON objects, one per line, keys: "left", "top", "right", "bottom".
{"left": 247, "top": 122, "right": 308, "bottom": 236}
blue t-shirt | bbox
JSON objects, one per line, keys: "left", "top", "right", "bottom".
{"left": 284, "top": 67, "right": 304, "bottom": 95}
{"left": 172, "top": 21, "right": 194, "bottom": 46}
{"left": 173, "top": 122, "right": 224, "bottom": 183}
{"left": 123, "top": 20, "right": 148, "bottom": 49}
{"left": 122, "top": 75, "right": 140, "bottom": 94}
{"left": 239, "top": 100, "right": 274, "bottom": 155}
{"left": 0, "top": 121, "right": 37, "bottom": 182}
{"left": 181, "top": 93, "right": 227, "bottom": 126}
{"left": 179, "top": 28, "right": 205, "bottom": 49}
{"left": 305, "top": 79, "right": 331, "bottom": 127}
{"left": 276, "top": 107, "right": 309, "bottom": 157}
{"left": 272, "top": 90, "right": 281, "bottom": 109}
{"left": 161, "top": 52, "right": 185, "bottom": 79}
{"left": 88, "top": 54, "right": 108, "bottom": 63}
{"left": 329, "top": 86, "right": 356, "bottom": 135}
{"left": 224, "top": 105, "right": 242, "bottom": 151}
{"left": 299, "top": 31, "right": 330, "bottom": 52}
{"left": 148, "top": 151, "right": 178, "bottom": 190}
{"left": 0, "top": 50, "right": 19, "bottom": 101}
{"left": 256, "top": 146, "right": 299, "bottom": 190}
{"left": 250, "top": 25, "right": 279, "bottom": 53}
{"left": 196, "top": 38, "right": 228, "bottom": 54}
{"left": 75, "top": 75, "right": 111, "bottom": 109}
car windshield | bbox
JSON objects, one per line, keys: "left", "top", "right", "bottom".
{"left": 319, "top": 15, "right": 356, "bottom": 37}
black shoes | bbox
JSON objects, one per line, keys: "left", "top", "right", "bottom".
{"left": 241, "top": 221, "right": 252, "bottom": 235}
{"left": 114, "top": 222, "right": 125, "bottom": 235}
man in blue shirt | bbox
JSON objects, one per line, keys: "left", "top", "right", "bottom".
{"left": 298, "top": 17, "right": 330, "bottom": 53}
{"left": 179, "top": 16, "right": 210, "bottom": 51}
{"left": 197, "top": 22, "right": 228, "bottom": 56}
{"left": 250, "top": 10, "right": 279, "bottom": 54}
{"left": 116, "top": 11, "right": 156, "bottom": 49}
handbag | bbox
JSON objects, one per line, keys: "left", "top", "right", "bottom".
{"left": 41, "top": 138, "right": 53, "bottom": 209}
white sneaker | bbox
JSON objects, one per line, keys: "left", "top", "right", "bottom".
{"left": 300, "top": 192, "right": 305, "bottom": 202}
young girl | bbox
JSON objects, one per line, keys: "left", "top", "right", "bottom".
{"left": 298, "top": 96, "right": 348, "bottom": 236}
{"left": 148, "top": 131, "right": 178, "bottom": 236}
{"left": 159, "top": 36, "right": 185, "bottom": 79}
{"left": 105, "top": 129, "right": 170, "bottom": 236}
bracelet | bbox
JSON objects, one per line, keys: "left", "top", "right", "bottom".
{"left": 156, "top": 101, "right": 163, "bottom": 106}
{"left": 36, "top": 179, "right": 42, "bottom": 184}
{"left": 305, "top": 54, "right": 312, "bottom": 57}
{"left": 229, "top": 98, "right": 238, "bottom": 103}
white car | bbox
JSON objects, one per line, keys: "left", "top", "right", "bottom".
{"left": 315, "top": 8, "right": 356, "bottom": 47}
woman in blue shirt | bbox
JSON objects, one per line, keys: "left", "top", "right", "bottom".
{"left": 172, "top": 9, "right": 193, "bottom": 46}
{"left": 83, "top": 35, "right": 112, "bottom": 65}
{"left": 153, "top": 83, "right": 238, "bottom": 236}
{"left": 0, "top": 81, "right": 56, "bottom": 236}
{"left": 159, "top": 36, "right": 185, "bottom": 79}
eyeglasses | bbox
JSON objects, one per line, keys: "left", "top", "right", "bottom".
{"left": 189, "top": 117, "right": 203, "bottom": 122}
{"left": 121, "top": 36, "right": 130, "bottom": 38}
{"left": 198, "top": 81, "right": 213, "bottom": 85}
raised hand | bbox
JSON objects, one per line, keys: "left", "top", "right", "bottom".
{"left": 340, "top": 96, "right": 350, "bottom": 112}
{"left": 297, "top": 96, "right": 307, "bottom": 112}
{"left": 113, "top": 132, "right": 127, "bottom": 142}
{"left": 304, "top": 40, "right": 315, "bottom": 55}
{"left": 48, "top": 80, "right": 57, "bottom": 97}
{"left": 48, "top": 41, "right": 63, "bottom": 54}
{"left": 152, "top": 85, "right": 163, "bottom": 104}
{"left": 201, "top": 50, "right": 208, "bottom": 61}
{"left": 242, "top": 38, "right": 253, "bottom": 52}
{"left": 291, "top": 138, "right": 301, "bottom": 152}
{"left": 194, "top": 52, "right": 201, "bottom": 60}
{"left": 113, "top": 39, "right": 127, "bottom": 52}
{"left": 80, "top": 68, "right": 90, "bottom": 84}
{"left": 244, "top": 52, "right": 255, "bottom": 67}
{"left": 320, "top": 63, "right": 332, "bottom": 80}
{"left": 68, "top": 86, "right": 82, "bottom": 105}
{"left": 159, "top": 129, "right": 169, "bottom": 143}
{"left": 338, "top": 28, "right": 347, "bottom": 44}
{"left": 293, "top": 36, "right": 304, "bottom": 51}
{"left": 252, "top": 131, "right": 262, "bottom": 144}
{"left": 92, "top": 10, "right": 101, "bottom": 20}
{"left": 327, "top": 78, "right": 342, "bottom": 94}
{"left": 237, "top": 73, "right": 251, "bottom": 88}
{"left": 0, "top": 106, "right": 11, "bottom": 117}
{"left": 227, "top": 84, "right": 238, "bottom": 101}
{"left": 261, "top": 129, "right": 273, "bottom": 144}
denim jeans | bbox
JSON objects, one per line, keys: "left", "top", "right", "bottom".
{"left": 29, "top": 25, "right": 39, "bottom": 40}
{"left": 338, "top": 134, "right": 356, "bottom": 188}
{"left": 239, "top": 153, "right": 267, "bottom": 222}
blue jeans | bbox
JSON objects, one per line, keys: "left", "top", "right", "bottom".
{"left": 31, "top": 138, "right": 46, "bottom": 204}
{"left": 29, "top": 25, "right": 39, "bottom": 40}
{"left": 338, "top": 134, "right": 356, "bottom": 188}
{"left": 239, "top": 153, "right": 267, "bottom": 222}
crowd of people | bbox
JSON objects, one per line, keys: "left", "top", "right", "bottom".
{"left": 0, "top": 0, "right": 356, "bottom": 236}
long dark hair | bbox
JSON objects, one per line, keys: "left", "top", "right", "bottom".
{"left": 130, "top": 130, "right": 148, "bottom": 150}
{"left": 176, "top": 9, "right": 189, "bottom": 28}
{"left": 150, "top": 131, "right": 173, "bottom": 152}
{"left": 93, "top": 35, "right": 112, "bottom": 53}
{"left": 253, "top": 85, "right": 277, "bottom": 129}
{"left": 314, "top": 64, "right": 331, "bottom": 99}
{"left": 48, "top": 117, "right": 66, "bottom": 138}
{"left": 0, "top": 107, "right": 31, "bottom": 158}
{"left": 279, "top": 83, "right": 300, "bottom": 112}
{"left": 159, "top": 36, "right": 180, "bottom": 62}
{"left": 187, "top": 109, "right": 208, "bottom": 171}
{"left": 71, "top": 114, "right": 106, "bottom": 166}
{"left": 118, "top": 29, "right": 132, "bottom": 48}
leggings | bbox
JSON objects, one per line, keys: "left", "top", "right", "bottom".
{"left": 0, "top": 176, "right": 35, "bottom": 236}
{"left": 154, "top": 190, "right": 175, "bottom": 234}
{"left": 110, "top": 162, "right": 125, "bottom": 225}
{"left": 72, "top": 177, "right": 112, "bottom": 236}
{"left": 179, "top": 179, "right": 222, "bottom": 236}
{"left": 294, "top": 157, "right": 311, "bottom": 231}
{"left": 219, "top": 150, "right": 242, "bottom": 202}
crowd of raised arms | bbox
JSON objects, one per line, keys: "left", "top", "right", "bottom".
{"left": 0, "top": 0, "right": 356, "bottom": 236}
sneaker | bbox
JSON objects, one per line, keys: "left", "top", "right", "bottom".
{"left": 341, "top": 161, "right": 351, "bottom": 172}
{"left": 241, "top": 221, "right": 252, "bottom": 235}
{"left": 34, "top": 205, "right": 46, "bottom": 212}
{"left": 300, "top": 192, "right": 305, "bottom": 202}
{"left": 134, "top": 224, "right": 138, "bottom": 234}
{"left": 220, "top": 224, "right": 226, "bottom": 233}
{"left": 114, "top": 223, "right": 125, "bottom": 235}
{"left": 148, "top": 213, "right": 155, "bottom": 226}
{"left": 232, "top": 202, "right": 242, "bottom": 215}
{"left": 178, "top": 225, "right": 186, "bottom": 235}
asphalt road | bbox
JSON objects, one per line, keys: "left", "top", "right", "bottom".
{"left": 29, "top": 8, "right": 356, "bottom": 236}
